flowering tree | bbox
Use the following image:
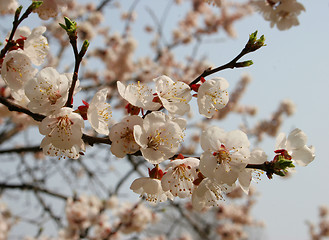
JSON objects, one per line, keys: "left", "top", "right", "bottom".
{"left": 0, "top": 0, "right": 314, "bottom": 239}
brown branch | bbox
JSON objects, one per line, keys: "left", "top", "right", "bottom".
{"left": 171, "top": 202, "right": 210, "bottom": 240}
{"left": 65, "top": 36, "right": 81, "bottom": 108}
{"left": 189, "top": 47, "right": 249, "bottom": 86}
{"left": 189, "top": 31, "right": 265, "bottom": 86}
{"left": 0, "top": 96, "right": 112, "bottom": 146}
{"left": 0, "top": 126, "right": 21, "bottom": 145}
{"left": 96, "top": 0, "right": 113, "bottom": 12}
{"left": 82, "top": 134, "right": 112, "bottom": 146}
{"left": 0, "top": 146, "right": 41, "bottom": 154}
{"left": 0, "top": 3, "right": 39, "bottom": 59}
{"left": 0, "top": 182, "right": 68, "bottom": 200}
{"left": 0, "top": 96, "right": 45, "bottom": 122}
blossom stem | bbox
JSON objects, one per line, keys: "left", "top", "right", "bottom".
{"left": 65, "top": 39, "right": 80, "bottom": 108}
{"left": 189, "top": 47, "right": 250, "bottom": 86}
{"left": 190, "top": 31, "right": 265, "bottom": 86}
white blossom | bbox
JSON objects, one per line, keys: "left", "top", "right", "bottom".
{"left": 161, "top": 157, "right": 200, "bottom": 198}
{"left": 192, "top": 178, "right": 233, "bottom": 211}
{"left": 33, "top": 0, "right": 71, "bottom": 20}
{"left": 154, "top": 75, "right": 192, "bottom": 116}
{"left": 109, "top": 115, "right": 143, "bottom": 158}
{"left": 118, "top": 203, "right": 156, "bottom": 234}
{"left": 197, "top": 77, "right": 229, "bottom": 118}
{"left": 199, "top": 126, "right": 250, "bottom": 186}
{"left": 1, "top": 49, "right": 37, "bottom": 94}
{"left": 24, "top": 26, "right": 49, "bottom": 66}
{"left": 133, "top": 111, "right": 186, "bottom": 164}
{"left": 130, "top": 177, "right": 174, "bottom": 204}
{"left": 25, "top": 67, "right": 69, "bottom": 115}
{"left": 276, "top": 128, "right": 315, "bottom": 166}
{"left": 238, "top": 149, "right": 267, "bottom": 194}
{"left": 0, "top": 199, "right": 10, "bottom": 240}
{"left": 253, "top": 0, "right": 305, "bottom": 30}
{"left": 39, "top": 107, "right": 85, "bottom": 159}
{"left": 0, "top": 0, "right": 19, "bottom": 15}
{"left": 117, "top": 81, "right": 161, "bottom": 110}
{"left": 87, "top": 88, "right": 113, "bottom": 135}
{"left": 65, "top": 195, "right": 102, "bottom": 230}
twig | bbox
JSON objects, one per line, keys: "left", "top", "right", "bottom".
{"left": 189, "top": 47, "right": 250, "bottom": 86}
{"left": 96, "top": 0, "right": 113, "bottom": 12}
{"left": 0, "top": 3, "right": 40, "bottom": 59}
{"left": 0, "top": 146, "right": 41, "bottom": 154}
{"left": 0, "top": 182, "right": 68, "bottom": 200}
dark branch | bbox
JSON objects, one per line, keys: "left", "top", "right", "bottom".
{"left": 0, "top": 182, "right": 68, "bottom": 200}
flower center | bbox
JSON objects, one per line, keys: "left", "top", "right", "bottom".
{"left": 48, "top": 90, "right": 62, "bottom": 105}
{"left": 213, "top": 144, "right": 231, "bottom": 164}
{"left": 121, "top": 127, "right": 134, "bottom": 142}
{"left": 147, "top": 130, "right": 166, "bottom": 150}
{"left": 56, "top": 115, "right": 73, "bottom": 135}
{"left": 174, "top": 164, "right": 193, "bottom": 181}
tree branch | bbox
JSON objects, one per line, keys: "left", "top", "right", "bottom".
{"left": 0, "top": 182, "right": 68, "bottom": 200}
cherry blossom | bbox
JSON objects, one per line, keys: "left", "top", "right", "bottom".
{"left": 130, "top": 177, "right": 174, "bottom": 204}
{"left": 117, "top": 81, "right": 161, "bottom": 111}
{"left": 192, "top": 178, "right": 233, "bottom": 211}
{"left": 199, "top": 126, "right": 250, "bottom": 186}
{"left": 253, "top": 0, "right": 305, "bottom": 30}
{"left": 154, "top": 75, "right": 192, "bottom": 116}
{"left": 197, "top": 77, "right": 229, "bottom": 118}
{"left": 275, "top": 128, "right": 315, "bottom": 166}
{"left": 272, "top": 0, "right": 305, "bottom": 30}
{"left": 0, "top": 0, "right": 18, "bottom": 15}
{"left": 39, "top": 107, "right": 84, "bottom": 159}
{"left": 23, "top": 26, "right": 49, "bottom": 66}
{"left": 6, "top": 26, "right": 49, "bottom": 66}
{"left": 1, "top": 49, "right": 37, "bottom": 94}
{"left": 65, "top": 195, "right": 102, "bottom": 230}
{"left": 87, "top": 88, "right": 113, "bottom": 135}
{"left": 33, "top": 0, "right": 72, "bottom": 20}
{"left": 118, "top": 203, "right": 156, "bottom": 234}
{"left": 0, "top": 199, "right": 11, "bottom": 240}
{"left": 109, "top": 115, "right": 143, "bottom": 158}
{"left": 24, "top": 67, "right": 69, "bottom": 115}
{"left": 133, "top": 111, "right": 186, "bottom": 164}
{"left": 238, "top": 149, "right": 267, "bottom": 194}
{"left": 161, "top": 157, "right": 200, "bottom": 198}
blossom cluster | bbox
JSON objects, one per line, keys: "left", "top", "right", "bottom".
{"left": 252, "top": 0, "right": 305, "bottom": 30}
{"left": 0, "top": 20, "right": 315, "bottom": 213}
{"left": 0, "top": 2, "right": 315, "bottom": 234}
{"left": 116, "top": 75, "right": 314, "bottom": 209}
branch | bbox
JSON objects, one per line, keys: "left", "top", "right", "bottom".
{"left": 122, "top": 0, "right": 140, "bottom": 38}
{"left": 0, "top": 182, "right": 68, "bottom": 200}
{"left": 0, "top": 96, "right": 112, "bottom": 146}
{"left": 0, "top": 96, "right": 45, "bottom": 122}
{"left": 0, "top": 2, "right": 42, "bottom": 59}
{"left": 189, "top": 31, "right": 265, "bottom": 86}
{"left": 96, "top": 0, "right": 113, "bottom": 12}
{"left": 0, "top": 146, "right": 41, "bottom": 154}
{"left": 59, "top": 17, "right": 89, "bottom": 108}
{"left": 171, "top": 202, "right": 210, "bottom": 240}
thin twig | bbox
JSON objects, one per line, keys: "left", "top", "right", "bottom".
{"left": 0, "top": 182, "right": 68, "bottom": 200}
